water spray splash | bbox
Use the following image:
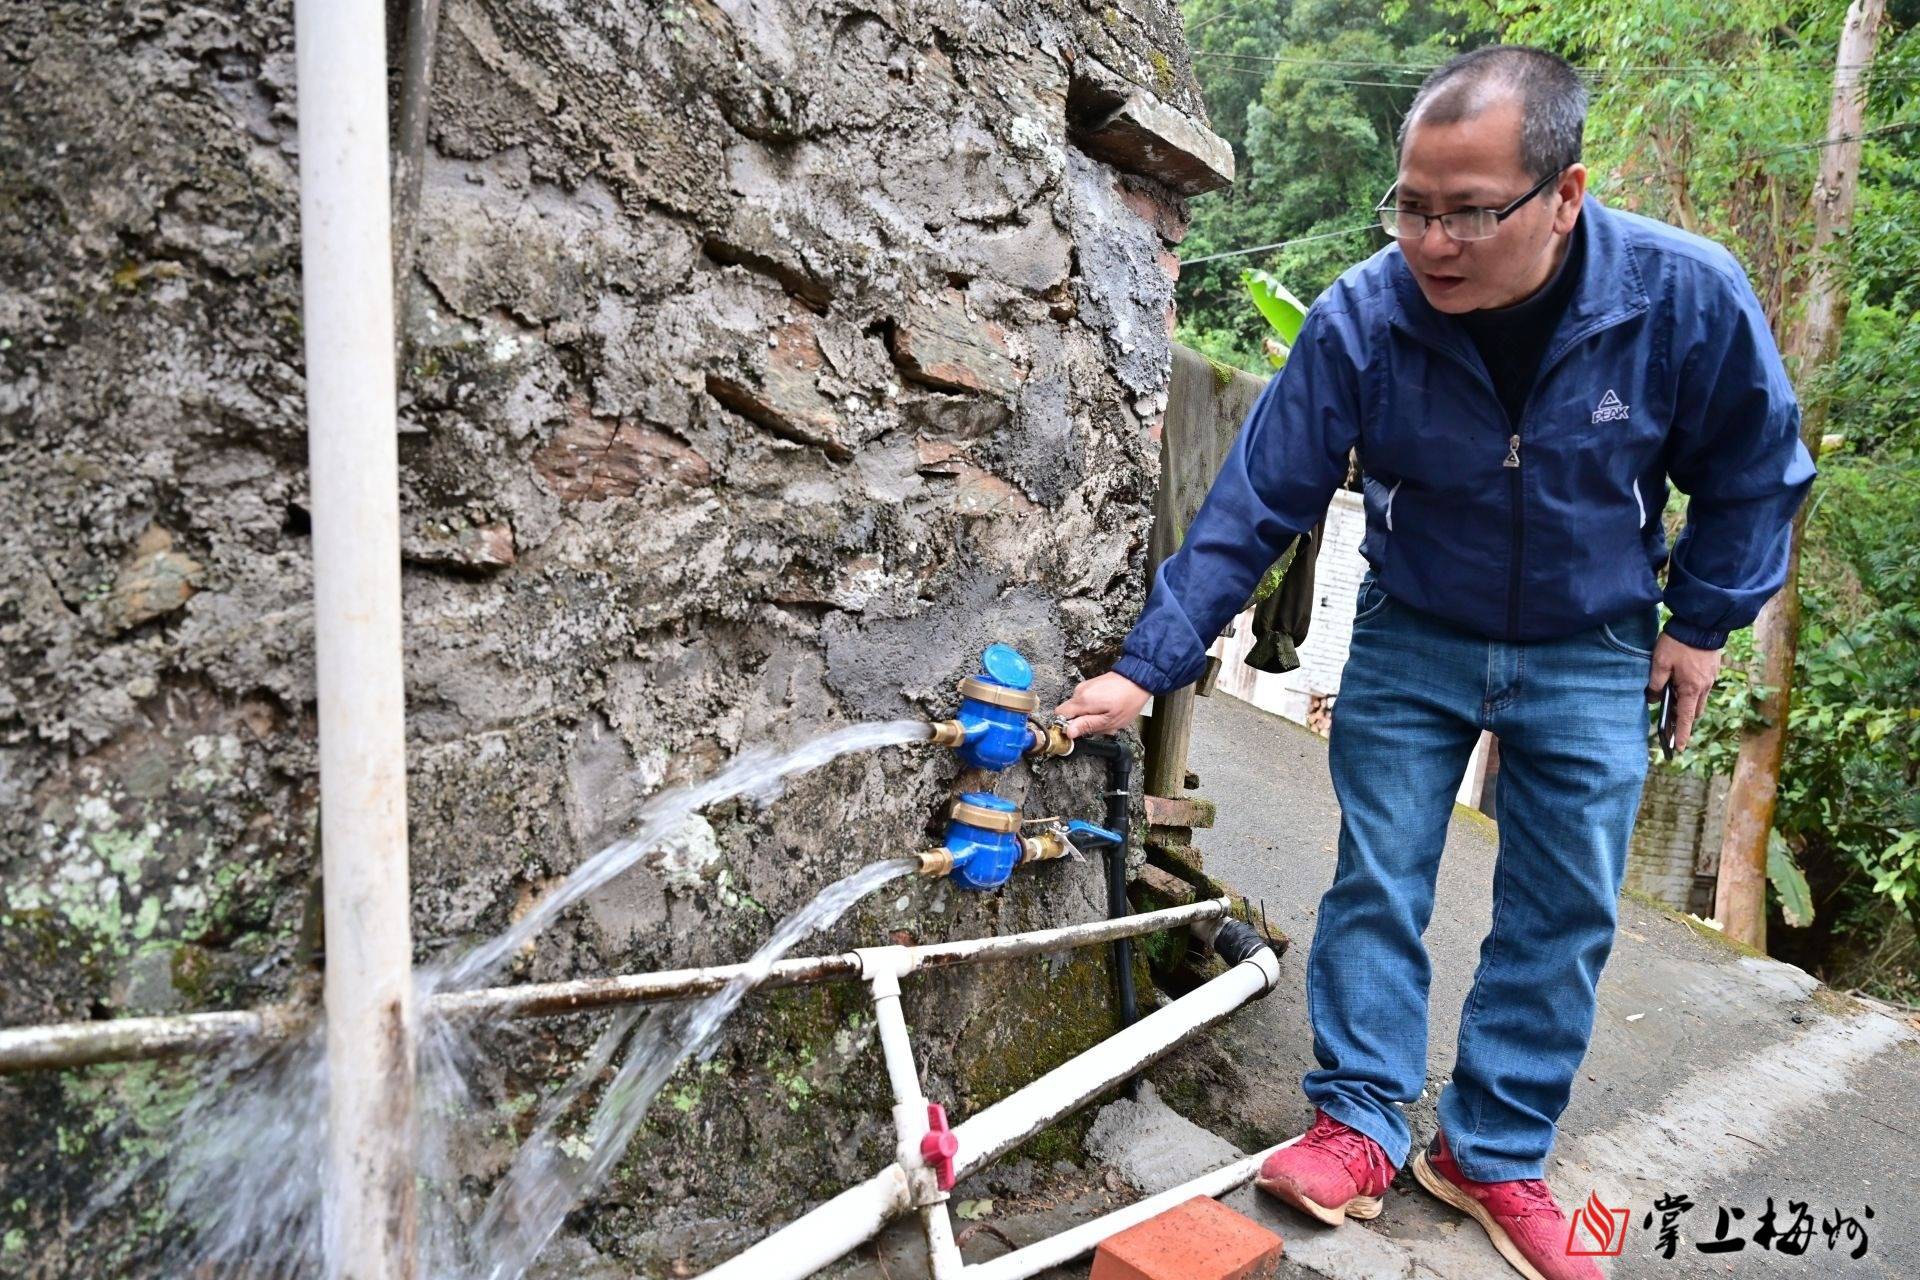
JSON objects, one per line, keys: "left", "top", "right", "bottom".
{"left": 436, "top": 719, "right": 931, "bottom": 992}
{"left": 456, "top": 856, "right": 915, "bottom": 1279}
{"left": 90, "top": 719, "right": 933, "bottom": 1278}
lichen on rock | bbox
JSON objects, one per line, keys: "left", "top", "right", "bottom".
{"left": 0, "top": 0, "right": 1222, "bottom": 1270}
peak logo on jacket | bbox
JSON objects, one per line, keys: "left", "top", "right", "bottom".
{"left": 1592, "top": 389, "right": 1630, "bottom": 424}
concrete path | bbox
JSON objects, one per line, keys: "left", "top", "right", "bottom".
{"left": 826, "top": 691, "right": 1920, "bottom": 1280}
{"left": 1159, "top": 691, "right": 1920, "bottom": 1279}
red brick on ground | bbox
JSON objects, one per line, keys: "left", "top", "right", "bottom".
{"left": 1090, "top": 1195, "right": 1284, "bottom": 1280}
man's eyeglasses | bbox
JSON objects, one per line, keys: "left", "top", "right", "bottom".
{"left": 1375, "top": 168, "right": 1564, "bottom": 242}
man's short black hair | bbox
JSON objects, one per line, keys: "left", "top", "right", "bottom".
{"left": 1398, "top": 46, "right": 1588, "bottom": 181}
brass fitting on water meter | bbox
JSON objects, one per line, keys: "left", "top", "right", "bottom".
{"left": 1017, "top": 827, "right": 1073, "bottom": 866}
{"left": 928, "top": 720, "right": 967, "bottom": 749}
{"left": 957, "top": 674, "right": 1040, "bottom": 715}
{"left": 1027, "top": 720, "right": 1074, "bottom": 759}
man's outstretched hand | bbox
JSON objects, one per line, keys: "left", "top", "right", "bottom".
{"left": 1054, "top": 671, "right": 1152, "bottom": 740}
{"left": 1647, "top": 632, "right": 1723, "bottom": 752}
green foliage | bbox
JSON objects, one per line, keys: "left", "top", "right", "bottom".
{"left": 1683, "top": 451, "right": 1920, "bottom": 964}
{"left": 1471, "top": 0, "right": 1842, "bottom": 331}
{"left": 1175, "top": 0, "right": 1492, "bottom": 370}
{"left": 1769, "top": 829, "right": 1815, "bottom": 927}
{"left": 1174, "top": 319, "right": 1265, "bottom": 373}
{"left": 1244, "top": 268, "right": 1308, "bottom": 365}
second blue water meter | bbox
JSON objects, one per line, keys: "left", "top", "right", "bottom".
{"left": 943, "top": 792, "right": 1024, "bottom": 891}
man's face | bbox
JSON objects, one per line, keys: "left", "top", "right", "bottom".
{"left": 1394, "top": 97, "right": 1586, "bottom": 314}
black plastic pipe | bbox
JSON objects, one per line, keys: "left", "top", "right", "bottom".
{"left": 1211, "top": 918, "right": 1270, "bottom": 967}
{"left": 1063, "top": 735, "right": 1140, "bottom": 1098}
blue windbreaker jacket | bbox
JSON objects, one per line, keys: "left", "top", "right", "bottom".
{"left": 1113, "top": 198, "right": 1818, "bottom": 697}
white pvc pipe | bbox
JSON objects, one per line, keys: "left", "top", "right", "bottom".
{"left": 0, "top": 901, "right": 1234, "bottom": 1075}
{"left": 710, "top": 1166, "right": 915, "bottom": 1280}
{"left": 948, "top": 950, "right": 1279, "bottom": 1179}
{"left": 963, "top": 1140, "right": 1293, "bottom": 1280}
{"left": 293, "top": 0, "right": 417, "bottom": 1275}
{"left": 924, "top": 1204, "right": 964, "bottom": 1280}
{"left": 860, "top": 952, "right": 967, "bottom": 1280}
{"left": 868, "top": 963, "right": 926, "bottom": 1122}
{"left": 701, "top": 951, "right": 1279, "bottom": 1280}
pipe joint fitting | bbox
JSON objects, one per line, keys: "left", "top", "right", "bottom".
{"left": 856, "top": 946, "right": 919, "bottom": 988}
{"left": 1026, "top": 721, "right": 1074, "bottom": 759}
{"left": 928, "top": 720, "right": 966, "bottom": 749}
{"left": 1190, "top": 912, "right": 1281, "bottom": 997}
{"left": 1018, "top": 829, "right": 1071, "bottom": 866}
{"left": 1210, "top": 918, "right": 1272, "bottom": 969}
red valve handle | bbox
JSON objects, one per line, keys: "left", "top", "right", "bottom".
{"left": 920, "top": 1101, "right": 959, "bottom": 1191}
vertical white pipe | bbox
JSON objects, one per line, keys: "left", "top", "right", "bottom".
{"left": 923, "top": 1203, "right": 965, "bottom": 1280}
{"left": 862, "top": 956, "right": 968, "bottom": 1280}
{"left": 293, "top": 0, "right": 417, "bottom": 1276}
{"left": 861, "top": 950, "right": 932, "bottom": 1176}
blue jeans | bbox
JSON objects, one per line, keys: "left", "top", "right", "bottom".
{"left": 1302, "top": 572, "right": 1657, "bottom": 1181}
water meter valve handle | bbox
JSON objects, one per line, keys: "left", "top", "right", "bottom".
{"left": 1065, "top": 818, "right": 1123, "bottom": 850}
{"left": 920, "top": 1102, "right": 959, "bottom": 1191}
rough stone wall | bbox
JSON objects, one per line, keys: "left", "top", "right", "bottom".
{"left": 0, "top": 0, "right": 1222, "bottom": 1272}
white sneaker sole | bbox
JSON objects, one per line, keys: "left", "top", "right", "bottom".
{"left": 1411, "top": 1150, "right": 1556, "bottom": 1280}
{"left": 1253, "top": 1171, "right": 1385, "bottom": 1226}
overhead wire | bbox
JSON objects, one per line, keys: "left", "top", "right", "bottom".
{"left": 1187, "top": 49, "right": 1920, "bottom": 81}
{"left": 1598, "top": 120, "right": 1920, "bottom": 189}
{"left": 1176, "top": 121, "right": 1920, "bottom": 267}
{"left": 1185, "top": 52, "right": 1920, "bottom": 100}
{"left": 1180, "top": 224, "right": 1381, "bottom": 265}
{"left": 1180, "top": 0, "right": 1282, "bottom": 37}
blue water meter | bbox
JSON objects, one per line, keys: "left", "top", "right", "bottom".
{"left": 945, "top": 643, "right": 1041, "bottom": 772}
{"left": 943, "top": 792, "right": 1024, "bottom": 891}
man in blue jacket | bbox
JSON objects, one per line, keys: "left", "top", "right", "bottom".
{"left": 1056, "top": 45, "right": 1814, "bottom": 1280}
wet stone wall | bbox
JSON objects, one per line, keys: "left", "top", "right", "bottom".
{"left": 0, "top": 0, "right": 1228, "bottom": 1271}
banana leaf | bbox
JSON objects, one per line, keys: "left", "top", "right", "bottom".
{"left": 1244, "top": 269, "right": 1308, "bottom": 345}
{"left": 1767, "top": 829, "right": 1815, "bottom": 928}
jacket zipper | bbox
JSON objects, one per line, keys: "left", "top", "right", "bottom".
{"left": 1423, "top": 344, "right": 1528, "bottom": 638}
{"left": 1396, "top": 298, "right": 1646, "bottom": 641}
{"left": 1506, "top": 429, "right": 1524, "bottom": 638}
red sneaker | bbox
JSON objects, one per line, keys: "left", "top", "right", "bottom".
{"left": 1253, "top": 1108, "right": 1396, "bottom": 1226}
{"left": 1411, "top": 1128, "right": 1604, "bottom": 1280}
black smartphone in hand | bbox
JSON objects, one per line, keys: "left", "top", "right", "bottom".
{"left": 1657, "top": 684, "right": 1678, "bottom": 760}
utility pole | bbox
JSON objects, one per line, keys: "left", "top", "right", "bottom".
{"left": 1715, "top": 0, "right": 1886, "bottom": 949}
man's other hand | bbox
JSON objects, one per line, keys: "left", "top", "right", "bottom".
{"left": 1054, "top": 671, "right": 1152, "bottom": 740}
{"left": 1647, "top": 632, "right": 1723, "bottom": 751}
